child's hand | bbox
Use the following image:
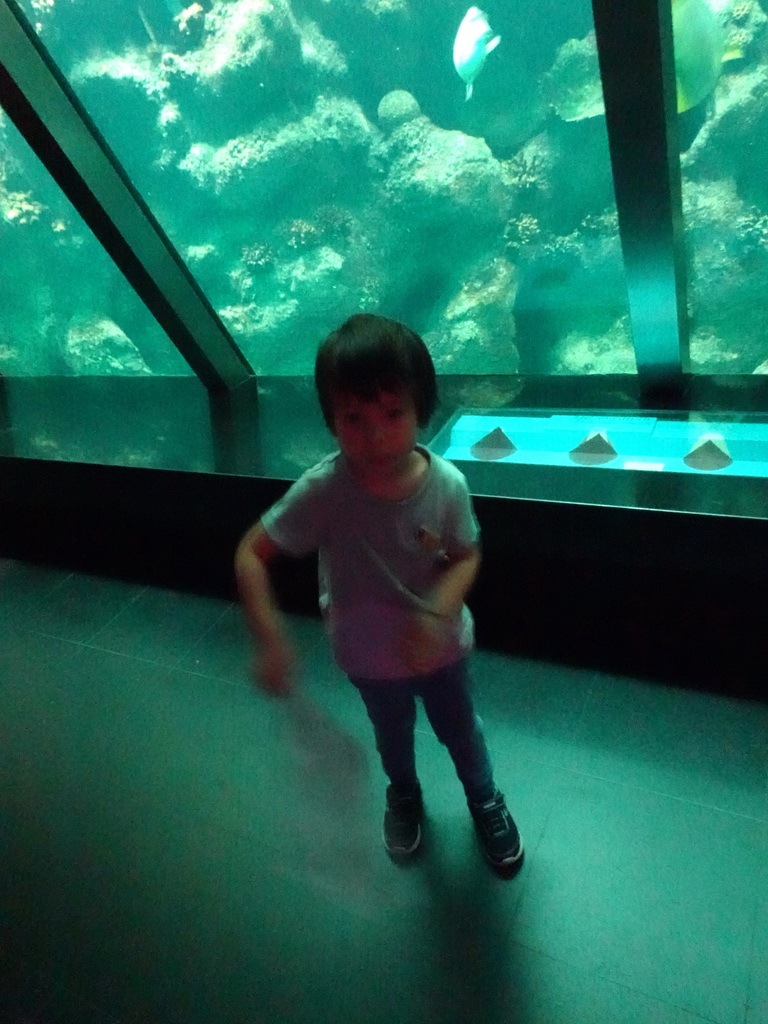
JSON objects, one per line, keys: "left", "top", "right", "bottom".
{"left": 399, "top": 610, "right": 451, "bottom": 675}
{"left": 253, "top": 634, "right": 297, "bottom": 697}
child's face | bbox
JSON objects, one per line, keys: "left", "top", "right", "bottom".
{"left": 331, "top": 387, "right": 419, "bottom": 478}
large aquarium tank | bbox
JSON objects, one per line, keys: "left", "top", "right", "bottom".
{"left": 3, "top": 0, "right": 768, "bottom": 513}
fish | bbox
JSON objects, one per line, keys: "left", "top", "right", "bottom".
{"left": 672, "top": 0, "right": 740, "bottom": 113}
{"left": 544, "top": 0, "right": 741, "bottom": 122}
{"left": 453, "top": 7, "right": 501, "bottom": 101}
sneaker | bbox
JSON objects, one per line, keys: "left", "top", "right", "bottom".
{"left": 384, "top": 784, "right": 423, "bottom": 856}
{"left": 469, "top": 790, "right": 523, "bottom": 868}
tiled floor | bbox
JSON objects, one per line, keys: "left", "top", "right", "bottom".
{"left": 1, "top": 557, "right": 766, "bottom": 1024}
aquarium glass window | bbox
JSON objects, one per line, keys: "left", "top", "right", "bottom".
{"left": 14, "top": 0, "right": 632, "bottom": 378}
{"left": 675, "top": 0, "right": 768, "bottom": 375}
{"left": 0, "top": 106, "right": 190, "bottom": 376}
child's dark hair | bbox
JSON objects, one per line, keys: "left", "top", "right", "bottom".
{"left": 315, "top": 313, "right": 437, "bottom": 431}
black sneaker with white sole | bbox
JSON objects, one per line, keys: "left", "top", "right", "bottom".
{"left": 469, "top": 790, "right": 523, "bottom": 868}
{"left": 384, "top": 784, "right": 423, "bottom": 857}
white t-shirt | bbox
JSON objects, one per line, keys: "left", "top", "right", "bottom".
{"left": 261, "top": 445, "right": 480, "bottom": 679}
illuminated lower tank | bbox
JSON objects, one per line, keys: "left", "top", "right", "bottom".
{"left": 436, "top": 413, "right": 767, "bottom": 476}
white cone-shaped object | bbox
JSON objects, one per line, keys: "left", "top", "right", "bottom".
{"left": 683, "top": 432, "right": 732, "bottom": 471}
{"left": 569, "top": 429, "right": 618, "bottom": 466}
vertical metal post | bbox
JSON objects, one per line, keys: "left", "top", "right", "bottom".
{"left": 592, "top": 0, "right": 689, "bottom": 397}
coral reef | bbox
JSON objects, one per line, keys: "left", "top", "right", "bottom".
{"left": 503, "top": 151, "right": 549, "bottom": 194}
{"left": 62, "top": 316, "right": 151, "bottom": 374}
{"left": 732, "top": 1, "right": 752, "bottom": 24}
{"left": 10, "top": 0, "right": 768, "bottom": 381}
{"left": 176, "top": 4, "right": 205, "bottom": 35}
{"left": 541, "top": 32, "right": 604, "bottom": 123}
{"left": 178, "top": 94, "right": 378, "bottom": 210}
{"left": 285, "top": 219, "right": 321, "bottom": 250}
{"left": 363, "top": 0, "right": 409, "bottom": 14}
{"left": 314, "top": 205, "right": 355, "bottom": 243}
{"left": 241, "top": 242, "right": 275, "bottom": 269}
{"left": 579, "top": 209, "right": 619, "bottom": 237}
{"left": 380, "top": 115, "right": 510, "bottom": 240}
{"left": 376, "top": 90, "right": 421, "bottom": 133}
{"left": 503, "top": 214, "right": 540, "bottom": 252}
{"left": 681, "top": 178, "right": 768, "bottom": 372}
{"left": 722, "top": 0, "right": 766, "bottom": 53}
{"left": 167, "top": 0, "right": 346, "bottom": 83}
{"left": 424, "top": 256, "right": 519, "bottom": 374}
{"left": 0, "top": 185, "right": 44, "bottom": 224}
{"left": 1, "top": 145, "right": 45, "bottom": 224}
{"left": 552, "top": 318, "right": 635, "bottom": 375}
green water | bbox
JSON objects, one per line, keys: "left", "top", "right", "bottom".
{"left": 3, "top": 0, "right": 768, "bottom": 378}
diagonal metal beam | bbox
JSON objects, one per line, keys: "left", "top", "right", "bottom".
{"left": 592, "top": 0, "right": 689, "bottom": 394}
{"left": 0, "top": 0, "right": 254, "bottom": 390}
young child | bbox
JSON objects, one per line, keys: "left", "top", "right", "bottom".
{"left": 235, "top": 313, "right": 522, "bottom": 870}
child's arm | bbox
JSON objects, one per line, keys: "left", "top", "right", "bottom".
{"left": 426, "top": 544, "right": 481, "bottom": 619}
{"left": 400, "top": 545, "right": 481, "bottom": 674}
{"left": 235, "top": 521, "right": 297, "bottom": 697}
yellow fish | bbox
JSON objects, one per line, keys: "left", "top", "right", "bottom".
{"left": 545, "top": 0, "right": 741, "bottom": 122}
{"left": 673, "top": 0, "right": 740, "bottom": 112}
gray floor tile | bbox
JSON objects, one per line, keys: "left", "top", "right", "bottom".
{"left": 511, "top": 772, "right": 762, "bottom": 1024}
{"left": 1, "top": 561, "right": 764, "bottom": 1024}
{"left": 478, "top": 943, "right": 725, "bottom": 1024}
{"left": 0, "top": 629, "right": 91, "bottom": 795}
{"left": 87, "top": 584, "right": 232, "bottom": 667}
{"left": 0, "top": 952, "right": 61, "bottom": 1023}
{"left": 1, "top": 567, "right": 146, "bottom": 644}
{"left": 472, "top": 648, "right": 596, "bottom": 769}
{"left": 748, "top": 1001, "right": 768, "bottom": 1024}
{"left": 74, "top": 838, "right": 455, "bottom": 1024}
{"left": 35, "top": 978, "right": 122, "bottom": 1024}
{"left": 569, "top": 672, "right": 768, "bottom": 819}
{"left": 0, "top": 621, "right": 82, "bottom": 688}
{"left": 10, "top": 656, "right": 368, "bottom": 882}
{"left": 178, "top": 604, "right": 324, "bottom": 683}
{"left": 747, "top": 825, "right": 768, "bottom": 1024}
{"left": 0, "top": 557, "right": 72, "bottom": 614}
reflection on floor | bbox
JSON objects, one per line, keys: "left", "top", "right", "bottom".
{"left": 1, "top": 558, "right": 766, "bottom": 1024}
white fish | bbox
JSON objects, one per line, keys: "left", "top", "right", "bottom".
{"left": 453, "top": 6, "right": 501, "bottom": 101}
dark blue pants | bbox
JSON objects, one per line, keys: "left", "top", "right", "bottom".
{"left": 350, "top": 659, "right": 495, "bottom": 805}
